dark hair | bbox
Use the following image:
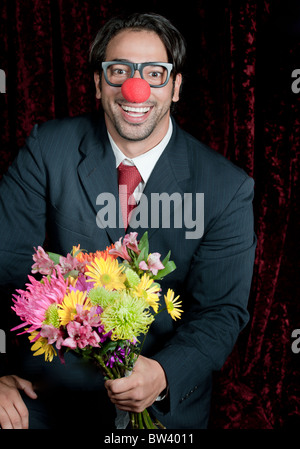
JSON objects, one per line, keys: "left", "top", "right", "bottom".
{"left": 89, "top": 12, "right": 186, "bottom": 78}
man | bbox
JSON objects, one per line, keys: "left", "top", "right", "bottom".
{"left": 0, "top": 13, "right": 256, "bottom": 429}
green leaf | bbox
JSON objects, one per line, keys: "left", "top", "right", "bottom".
{"left": 161, "top": 251, "right": 171, "bottom": 266}
{"left": 99, "top": 340, "right": 118, "bottom": 356}
{"left": 47, "top": 252, "right": 62, "bottom": 265}
{"left": 136, "top": 247, "right": 146, "bottom": 265}
{"left": 63, "top": 270, "right": 79, "bottom": 279}
{"left": 153, "top": 260, "right": 176, "bottom": 280}
{"left": 73, "top": 248, "right": 87, "bottom": 257}
{"left": 138, "top": 232, "right": 149, "bottom": 258}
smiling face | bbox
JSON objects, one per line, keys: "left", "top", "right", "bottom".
{"left": 94, "top": 29, "right": 182, "bottom": 157}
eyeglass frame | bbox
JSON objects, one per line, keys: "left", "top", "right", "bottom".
{"left": 101, "top": 61, "right": 173, "bottom": 88}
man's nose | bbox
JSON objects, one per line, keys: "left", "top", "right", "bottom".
{"left": 132, "top": 69, "right": 142, "bottom": 79}
{"left": 121, "top": 77, "right": 151, "bottom": 103}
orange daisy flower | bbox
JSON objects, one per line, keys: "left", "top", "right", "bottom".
{"left": 73, "top": 244, "right": 117, "bottom": 270}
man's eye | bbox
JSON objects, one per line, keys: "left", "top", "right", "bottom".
{"left": 113, "top": 69, "right": 126, "bottom": 75}
{"left": 149, "top": 71, "right": 162, "bottom": 78}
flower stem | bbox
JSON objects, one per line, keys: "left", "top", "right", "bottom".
{"left": 138, "top": 412, "right": 145, "bottom": 429}
{"left": 111, "top": 366, "right": 121, "bottom": 378}
{"left": 93, "top": 354, "right": 114, "bottom": 379}
{"left": 130, "top": 413, "right": 139, "bottom": 429}
{"left": 130, "top": 413, "right": 135, "bottom": 429}
{"left": 153, "top": 417, "right": 166, "bottom": 429}
{"left": 142, "top": 409, "right": 157, "bottom": 429}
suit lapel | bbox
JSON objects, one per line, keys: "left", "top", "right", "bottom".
{"left": 77, "top": 116, "right": 125, "bottom": 244}
{"left": 127, "top": 121, "right": 191, "bottom": 243}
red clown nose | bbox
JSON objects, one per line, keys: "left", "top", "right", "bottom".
{"left": 121, "top": 78, "right": 151, "bottom": 103}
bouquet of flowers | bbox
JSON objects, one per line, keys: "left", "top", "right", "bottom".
{"left": 11, "top": 231, "right": 182, "bottom": 429}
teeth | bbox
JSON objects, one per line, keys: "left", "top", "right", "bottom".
{"left": 121, "top": 105, "right": 150, "bottom": 113}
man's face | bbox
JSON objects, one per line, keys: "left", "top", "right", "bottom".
{"left": 94, "top": 29, "right": 182, "bottom": 148}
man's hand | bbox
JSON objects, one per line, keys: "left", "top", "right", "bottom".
{"left": 0, "top": 375, "right": 37, "bottom": 429}
{"left": 105, "top": 355, "right": 167, "bottom": 413}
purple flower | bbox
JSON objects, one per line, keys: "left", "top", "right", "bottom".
{"left": 98, "top": 327, "right": 112, "bottom": 343}
{"left": 70, "top": 274, "right": 94, "bottom": 293}
{"left": 106, "top": 346, "right": 127, "bottom": 368}
{"left": 106, "top": 355, "right": 116, "bottom": 368}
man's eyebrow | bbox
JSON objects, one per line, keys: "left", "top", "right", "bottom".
{"left": 110, "top": 58, "right": 132, "bottom": 63}
{"left": 109, "top": 59, "right": 160, "bottom": 64}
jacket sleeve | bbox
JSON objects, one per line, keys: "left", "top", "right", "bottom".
{"left": 151, "top": 175, "right": 257, "bottom": 416}
{"left": 0, "top": 124, "right": 47, "bottom": 290}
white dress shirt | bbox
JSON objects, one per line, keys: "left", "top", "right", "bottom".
{"left": 108, "top": 118, "right": 173, "bottom": 202}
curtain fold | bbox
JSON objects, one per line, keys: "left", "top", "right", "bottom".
{"left": 0, "top": 0, "right": 299, "bottom": 428}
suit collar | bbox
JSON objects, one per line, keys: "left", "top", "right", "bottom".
{"left": 145, "top": 117, "right": 190, "bottom": 189}
{"left": 77, "top": 114, "right": 125, "bottom": 244}
{"left": 77, "top": 114, "right": 191, "bottom": 245}
{"left": 128, "top": 118, "right": 191, "bottom": 242}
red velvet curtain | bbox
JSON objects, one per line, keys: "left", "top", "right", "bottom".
{"left": 0, "top": 0, "right": 299, "bottom": 429}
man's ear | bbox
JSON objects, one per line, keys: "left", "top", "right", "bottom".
{"left": 172, "top": 73, "right": 182, "bottom": 103}
{"left": 94, "top": 72, "right": 101, "bottom": 99}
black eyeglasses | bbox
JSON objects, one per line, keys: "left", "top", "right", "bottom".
{"left": 101, "top": 61, "right": 173, "bottom": 88}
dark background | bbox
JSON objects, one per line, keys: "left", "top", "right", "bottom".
{"left": 0, "top": 0, "right": 299, "bottom": 428}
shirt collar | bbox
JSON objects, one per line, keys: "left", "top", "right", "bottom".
{"left": 108, "top": 118, "right": 173, "bottom": 184}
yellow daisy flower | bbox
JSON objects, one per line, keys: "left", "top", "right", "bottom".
{"left": 29, "top": 332, "right": 57, "bottom": 362}
{"left": 164, "top": 289, "right": 183, "bottom": 321}
{"left": 85, "top": 257, "right": 126, "bottom": 291}
{"left": 58, "top": 289, "right": 90, "bottom": 326}
{"left": 135, "top": 274, "right": 161, "bottom": 313}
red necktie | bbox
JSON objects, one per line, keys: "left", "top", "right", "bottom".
{"left": 118, "top": 162, "right": 142, "bottom": 228}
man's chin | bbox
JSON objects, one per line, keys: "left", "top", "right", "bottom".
{"left": 114, "top": 122, "right": 155, "bottom": 142}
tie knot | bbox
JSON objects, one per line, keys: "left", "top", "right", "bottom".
{"left": 118, "top": 163, "right": 142, "bottom": 193}
{"left": 117, "top": 162, "right": 142, "bottom": 229}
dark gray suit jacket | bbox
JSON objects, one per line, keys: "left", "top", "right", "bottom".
{"left": 0, "top": 113, "right": 256, "bottom": 429}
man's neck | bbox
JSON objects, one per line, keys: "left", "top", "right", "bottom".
{"left": 105, "top": 114, "right": 170, "bottom": 158}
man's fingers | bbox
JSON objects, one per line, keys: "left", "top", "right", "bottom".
{"left": 0, "top": 375, "right": 34, "bottom": 429}
{"left": 0, "top": 405, "right": 13, "bottom": 429}
{"left": 0, "top": 397, "right": 28, "bottom": 429}
{"left": 105, "top": 377, "right": 135, "bottom": 395}
{"left": 13, "top": 395, "right": 30, "bottom": 428}
{"left": 104, "top": 356, "right": 168, "bottom": 414}
{"left": 105, "top": 376, "right": 146, "bottom": 413}
{"left": 11, "top": 375, "right": 37, "bottom": 399}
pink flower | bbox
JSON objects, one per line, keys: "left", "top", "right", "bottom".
{"left": 109, "top": 237, "right": 131, "bottom": 261}
{"left": 74, "top": 305, "right": 102, "bottom": 327}
{"left": 11, "top": 269, "right": 68, "bottom": 334}
{"left": 110, "top": 232, "right": 141, "bottom": 261}
{"left": 31, "top": 246, "right": 56, "bottom": 275}
{"left": 63, "top": 321, "right": 100, "bottom": 349}
{"left": 139, "top": 253, "right": 164, "bottom": 276}
{"left": 59, "top": 254, "right": 86, "bottom": 275}
{"left": 61, "top": 305, "right": 102, "bottom": 349}
{"left": 123, "top": 232, "right": 140, "bottom": 254}
{"left": 40, "top": 325, "right": 64, "bottom": 349}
